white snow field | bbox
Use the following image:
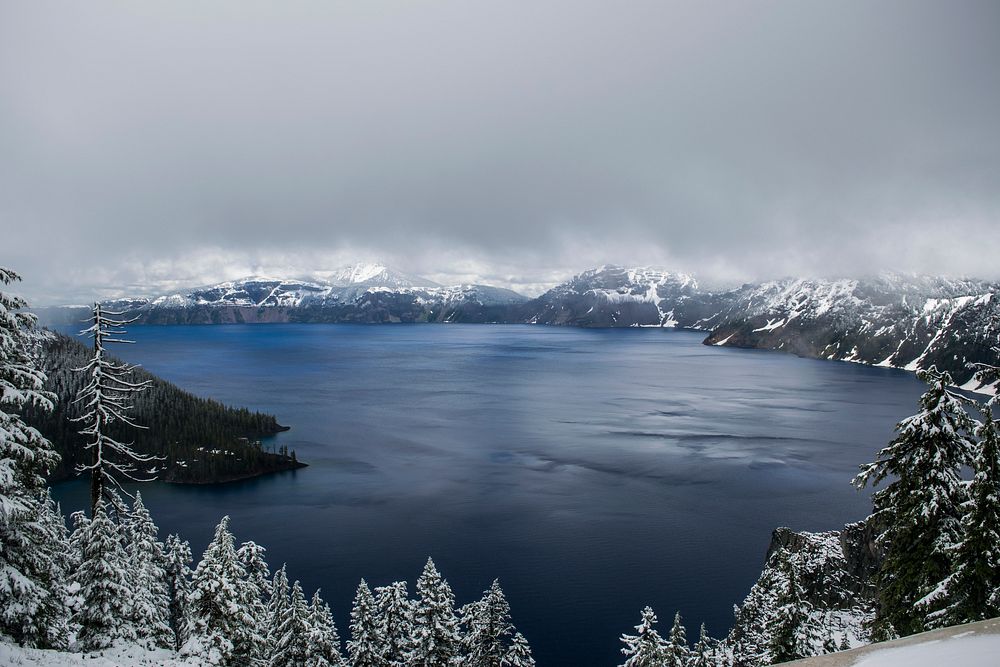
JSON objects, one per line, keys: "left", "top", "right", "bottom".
{"left": 0, "top": 642, "right": 202, "bottom": 666}
{"left": 783, "top": 616, "right": 1000, "bottom": 666}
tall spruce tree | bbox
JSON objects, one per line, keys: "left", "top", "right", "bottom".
{"left": 24, "top": 490, "right": 71, "bottom": 649}
{"left": 0, "top": 267, "right": 67, "bottom": 647}
{"left": 767, "top": 550, "right": 818, "bottom": 664}
{"left": 270, "top": 580, "right": 312, "bottom": 667}
{"left": 165, "top": 533, "right": 194, "bottom": 650}
{"left": 307, "top": 589, "right": 346, "bottom": 667}
{"left": 72, "top": 303, "right": 155, "bottom": 515}
{"left": 238, "top": 539, "right": 272, "bottom": 661}
{"left": 375, "top": 580, "right": 413, "bottom": 667}
{"left": 853, "top": 367, "right": 977, "bottom": 636}
{"left": 924, "top": 406, "right": 1000, "bottom": 625}
{"left": 267, "top": 564, "right": 291, "bottom": 658}
{"left": 127, "top": 491, "right": 173, "bottom": 648}
{"left": 665, "top": 612, "right": 689, "bottom": 667}
{"left": 412, "top": 558, "right": 461, "bottom": 667}
{"left": 465, "top": 580, "right": 515, "bottom": 667}
{"left": 184, "top": 516, "right": 262, "bottom": 666}
{"left": 348, "top": 578, "right": 382, "bottom": 667}
{"left": 690, "top": 623, "right": 716, "bottom": 667}
{"left": 620, "top": 606, "right": 669, "bottom": 667}
{"left": 501, "top": 632, "right": 535, "bottom": 667}
{"left": 73, "top": 499, "right": 135, "bottom": 650}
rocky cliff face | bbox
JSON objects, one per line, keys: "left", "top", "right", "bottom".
{"left": 724, "top": 522, "right": 881, "bottom": 666}
{"left": 518, "top": 267, "right": 999, "bottom": 390}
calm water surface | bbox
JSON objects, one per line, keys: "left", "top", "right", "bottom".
{"left": 52, "top": 324, "right": 928, "bottom": 666}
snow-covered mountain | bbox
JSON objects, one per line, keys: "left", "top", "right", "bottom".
{"left": 38, "top": 264, "right": 999, "bottom": 390}
{"left": 520, "top": 267, "right": 999, "bottom": 390}
{"left": 70, "top": 265, "right": 529, "bottom": 326}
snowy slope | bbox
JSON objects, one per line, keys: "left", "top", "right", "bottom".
{"left": 782, "top": 616, "right": 1000, "bottom": 666}
{"left": 0, "top": 641, "right": 203, "bottom": 666}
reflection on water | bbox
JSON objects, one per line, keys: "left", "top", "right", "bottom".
{"left": 52, "top": 324, "right": 926, "bottom": 666}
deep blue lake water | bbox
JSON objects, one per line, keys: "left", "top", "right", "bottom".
{"left": 51, "top": 324, "right": 929, "bottom": 666}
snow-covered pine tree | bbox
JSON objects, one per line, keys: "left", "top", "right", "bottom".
{"left": 853, "top": 367, "right": 978, "bottom": 636}
{"left": 23, "top": 490, "right": 71, "bottom": 649}
{"left": 183, "top": 515, "right": 262, "bottom": 666}
{"left": 924, "top": 406, "right": 1000, "bottom": 626}
{"left": 619, "top": 606, "right": 669, "bottom": 667}
{"left": 0, "top": 267, "right": 68, "bottom": 647}
{"left": 307, "top": 589, "right": 346, "bottom": 667}
{"left": 411, "top": 558, "right": 461, "bottom": 667}
{"left": 464, "top": 580, "right": 515, "bottom": 667}
{"left": 73, "top": 499, "right": 136, "bottom": 650}
{"left": 348, "top": 578, "right": 382, "bottom": 667}
{"left": 501, "top": 632, "right": 535, "bottom": 667}
{"left": 267, "top": 564, "right": 291, "bottom": 658}
{"left": 665, "top": 611, "right": 689, "bottom": 667}
{"left": 72, "top": 303, "right": 155, "bottom": 515}
{"left": 238, "top": 539, "right": 272, "bottom": 660}
{"left": 690, "top": 623, "right": 716, "bottom": 667}
{"left": 270, "top": 580, "right": 312, "bottom": 667}
{"left": 767, "top": 551, "right": 818, "bottom": 664}
{"left": 374, "top": 580, "right": 413, "bottom": 667}
{"left": 165, "top": 533, "right": 194, "bottom": 650}
{"left": 126, "top": 491, "right": 173, "bottom": 648}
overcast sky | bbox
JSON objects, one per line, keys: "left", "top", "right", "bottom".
{"left": 2, "top": 1, "right": 999, "bottom": 303}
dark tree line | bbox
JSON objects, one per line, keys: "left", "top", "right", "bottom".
{"left": 21, "top": 332, "right": 301, "bottom": 484}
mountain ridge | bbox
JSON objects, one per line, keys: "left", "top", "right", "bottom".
{"left": 33, "top": 264, "right": 1000, "bottom": 392}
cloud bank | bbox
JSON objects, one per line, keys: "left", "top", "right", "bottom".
{"left": 2, "top": 1, "right": 999, "bottom": 303}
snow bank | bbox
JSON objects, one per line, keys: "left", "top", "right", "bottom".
{"left": 783, "top": 616, "right": 1000, "bottom": 666}
{"left": 0, "top": 642, "right": 204, "bottom": 666}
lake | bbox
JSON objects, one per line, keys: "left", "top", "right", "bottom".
{"left": 51, "top": 324, "right": 929, "bottom": 666}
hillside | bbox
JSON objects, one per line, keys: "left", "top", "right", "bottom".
{"left": 20, "top": 333, "right": 303, "bottom": 484}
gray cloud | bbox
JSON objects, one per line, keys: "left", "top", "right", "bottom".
{"left": 2, "top": 0, "right": 999, "bottom": 303}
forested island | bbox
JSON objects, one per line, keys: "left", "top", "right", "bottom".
{"left": 22, "top": 332, "right": 304, "bottom": 484}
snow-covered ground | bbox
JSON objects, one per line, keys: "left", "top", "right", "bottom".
{"left": 0, "top": 642, "right": 201, "bottom": 666}
{"left": 784, "top": 616, "right": 1000, "bottom": 666}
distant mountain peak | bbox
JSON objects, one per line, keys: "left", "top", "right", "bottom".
{"left": 313, "top": 263, "right": 441, "bottom": 289}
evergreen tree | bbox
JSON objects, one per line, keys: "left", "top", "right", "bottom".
{"left": 665, "top": 612, "right": 689, "bottom": 667}
{"left": 690, "top": 623, "right": 716, "bottom": 667}
{"left": 24, "top": 490, "right": 71, "bottom": 649}
{"left": 165, "top": 533, "right": 194, "bottom": 650}
{"left": 412, "top": 558, "right": 461, "bottom": 667}
{"left": 822, "top": 628, "right": 837, "bottom": 654}
{"left": 924, "top": 407, "right": 1000, "bottom": 625}
{"left": 239, "top": 540, "right": 272, "bottom": 660}
{"left": 72, "top": 304, "right": 156, "bottom": 514}
{"left": 270, "top": 580, "right": 312, "bottom": 667}
{"left": 465, "top": 580, "right": 515, "bottom": 667}
{"left": 374, "top": 580, "right": 413, "bottom": 667}
{"left": 183, "top": 515, "right": 262, "bottom": 666}
{"left": 73, "top": 500, "right": 135, "bottom": 650}
{"left": 767, "top": 552, "right": 817, "bottom": 664}
{"left": 853, "top": 367, "right": 977, "bottom": 636}
{"left": 127, "top": 491, "right": 173, "bottom": 648}
{"left": 267, "top": 564, "right": 291, "bottom": 658}
{"left": 501, "top": 632, "right": 535, "bottom": 667}
{"left": 619, "top": 606, "right": 669, "bottom": 667}
{"left": 348, "top": 578, "right": 382, "bottom": 667}
{"left": 307, "top": 589, "right": 346, "bottom": 667}
{"left": 0, "top": 267, "right": 67, "bottom": 647}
